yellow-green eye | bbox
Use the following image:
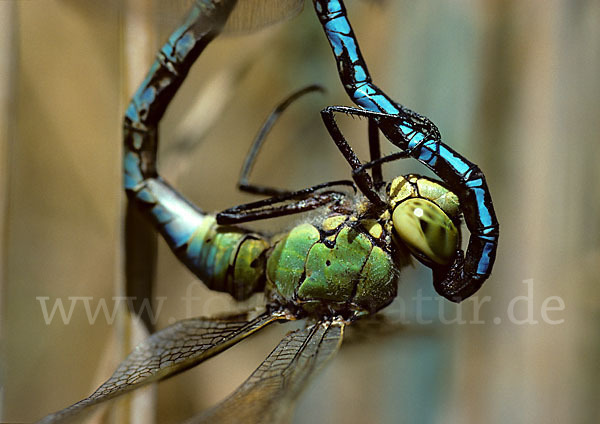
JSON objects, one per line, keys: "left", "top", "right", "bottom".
{"left": 392, "top": 198, "right": 459, "bottom": 265}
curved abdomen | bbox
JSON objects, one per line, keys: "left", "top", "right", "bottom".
{"left": 127, "top": 176, "right": 269, "bottom": 300}
{"left": 123, "top": 1, "right": 270, "bottom": 300}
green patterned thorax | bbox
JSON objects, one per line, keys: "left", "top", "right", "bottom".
{"left": 266, "top": 213, "right": 397, "bottom": 317}
{"left": 266, "top": 224, "right": 320, "bottom": 301}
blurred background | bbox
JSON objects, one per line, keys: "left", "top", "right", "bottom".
{"left": 2, "top": 0, "right": 600, "bottom": 423}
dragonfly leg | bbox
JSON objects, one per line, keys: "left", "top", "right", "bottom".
{"left": 320, "top": 105, "right": 420, "bottom": 209}
{"left": 368, "top": 119, "right": 384, "bottom": 187}
{"left": 356, "top": 151, "right": 411, "bottom": 177}
{"left": 238, "top": 85, "right": 324, "bottom": 197}
{"left": 217, "top": 180, "right": 356, "bottom": 225}
{"left": 321, "top": 105, "right": 414, "bottom": 180}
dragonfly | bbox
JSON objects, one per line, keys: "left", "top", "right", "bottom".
{"left": 38, "top": 0, "right": 499, "bottom": 423}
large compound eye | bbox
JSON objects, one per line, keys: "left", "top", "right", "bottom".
{"left": 392, "top": 198, "right": 459, "bottom": 265}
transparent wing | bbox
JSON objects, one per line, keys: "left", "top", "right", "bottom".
{"left": 157, "top": 0, "right": 305, "bottom": 35}
{"left": 225, "top": 0, "right": 305, "bottom": 33}
{"left": 37, "top": 311, "right": 284, "bottom": 424}
{"left": 189, "top": 320, "right": 345, "bottom": 424}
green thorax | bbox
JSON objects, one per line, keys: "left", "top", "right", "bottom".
{"left": 266, "top": 210, "right": 398, "bottom": 317}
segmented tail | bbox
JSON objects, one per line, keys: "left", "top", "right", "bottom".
{"left": 123, "top": 1, "right": 268, "bottom": 299}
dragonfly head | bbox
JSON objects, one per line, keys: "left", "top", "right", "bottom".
{"left": 388, "top": 175, "right": 461, "bottom": 267}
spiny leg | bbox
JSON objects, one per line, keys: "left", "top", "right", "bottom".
{"left": 320, "top": 105, "right": 413, "bottom": 201}
{"left": 357, "top": 150, "right": 411, "bottom": 176}
{"left": 238, "top": 84, "right": 324, "bottom": 197}
{"left": 320, "top": 105, "right": 413, "bottom": 176}
{"left": 231, "top": 84, "right": 396, "bottom": 221}
{"left": 368, "top": 118, "right": 383, "bottom": 187}
{"left": 217, "top": 180, "right": 355, "bottom": 225}
{"left": 320, "top": 106, "right": 402, "bottom": 209}
{"left": 313, "top": 0, "right": 499, "bottom": 302}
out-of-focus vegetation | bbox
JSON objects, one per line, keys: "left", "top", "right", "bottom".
{"left": 2, "top": 1, "right": 599, "bottom": 423}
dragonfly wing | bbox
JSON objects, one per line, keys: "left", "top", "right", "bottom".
{"left": 37, "top": 311, "right": 283, "bottom": 424}
{"left": 190, "top": 320, "right": 345, "bottom": 424}
{"left": 224, "top": 0, "right": 305, "bottom": 33}
{"left": 158, "top": 0, "right": 305, "bottom": 35}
